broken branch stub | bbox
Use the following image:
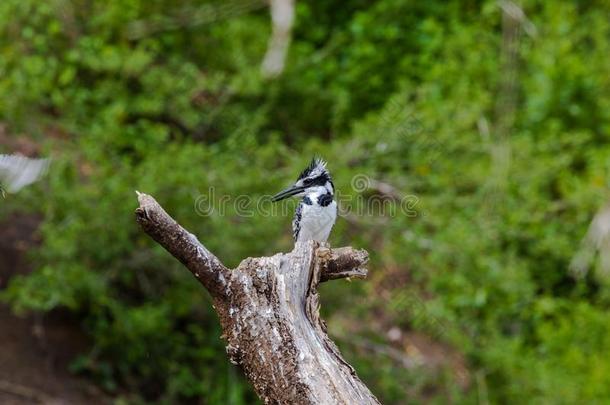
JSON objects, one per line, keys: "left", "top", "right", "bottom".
{"left": 135, "top": 192, "right": 380, "bottom": 404}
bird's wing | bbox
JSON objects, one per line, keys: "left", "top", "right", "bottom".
{"left": 0, "top": 154, "right": 50, "bottom": 193}
{"left": 586, "top": 205, "right": 610, "bottom": 249}
{"left": 570, "top": 204, "right": 610, "bottom": 278}
{"left": 292, "top": 202, "right": 303, "bottom": 241}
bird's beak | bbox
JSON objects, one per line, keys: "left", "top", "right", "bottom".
{"left": 271, "top": 184, "right": 304, "bottom": 202}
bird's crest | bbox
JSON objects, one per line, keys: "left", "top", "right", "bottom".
{"left": 298, "top": 157, "right": 328, "bottom": 181}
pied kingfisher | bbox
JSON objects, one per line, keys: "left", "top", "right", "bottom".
{"left": 272, "top": 158, "right": 337, "bottom": 243}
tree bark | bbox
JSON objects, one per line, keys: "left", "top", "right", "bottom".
{"left": 135, "top": 192, "right": 380, "bottom": 404}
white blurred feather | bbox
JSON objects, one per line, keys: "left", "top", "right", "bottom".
{"left": 570, "top": 204, "right": 610, "bottom": 278}
{"left": 0, "top": 154, "right": 50, "bottom": 195}
{"left": 260, "top": 0, "right": 295, "bottom": 78}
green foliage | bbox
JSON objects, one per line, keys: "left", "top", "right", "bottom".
{"left": 1, "top": 0, "right": 610, "bottom": 403}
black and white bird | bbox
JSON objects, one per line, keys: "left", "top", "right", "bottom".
{"left": 272, "top": 158, "right": 337, "bottom": 243}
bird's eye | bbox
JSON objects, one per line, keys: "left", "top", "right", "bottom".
{"left": 303, "top": 178, "right": 313, "bottom": 186}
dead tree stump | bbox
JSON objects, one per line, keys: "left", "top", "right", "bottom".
{"left": 135, "top": 192, "right": 380, "bottom": 404}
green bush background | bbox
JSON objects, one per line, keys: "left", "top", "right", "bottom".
{"left": 1, "top": 0, "right": 610, "bottom": 403}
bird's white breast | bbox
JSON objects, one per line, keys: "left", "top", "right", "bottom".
{"left": 296, "top": 200, "right": 337, "bottom": 242}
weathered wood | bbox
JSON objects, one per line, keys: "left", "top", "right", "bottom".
{"left": 135, "top": 192, "right": 380, "bottom": 404}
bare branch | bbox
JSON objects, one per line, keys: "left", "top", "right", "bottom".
{"left": 133, "top": 193, "right": 379, "bottom": 404}
{"left": 317, "top": 246, "right": 369, "bottom": 282}
{"left": 0, "top": 379, "right": 53, "bottom": 403}
{"left": 261, "top": 0, "right": 295, "bottom": 77}
{"left": 134, "top": 192, "right": 230, "bottom": 299}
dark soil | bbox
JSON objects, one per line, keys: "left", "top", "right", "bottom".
{"left": 0, "top": 213, "right": 109, "bottom": 404}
